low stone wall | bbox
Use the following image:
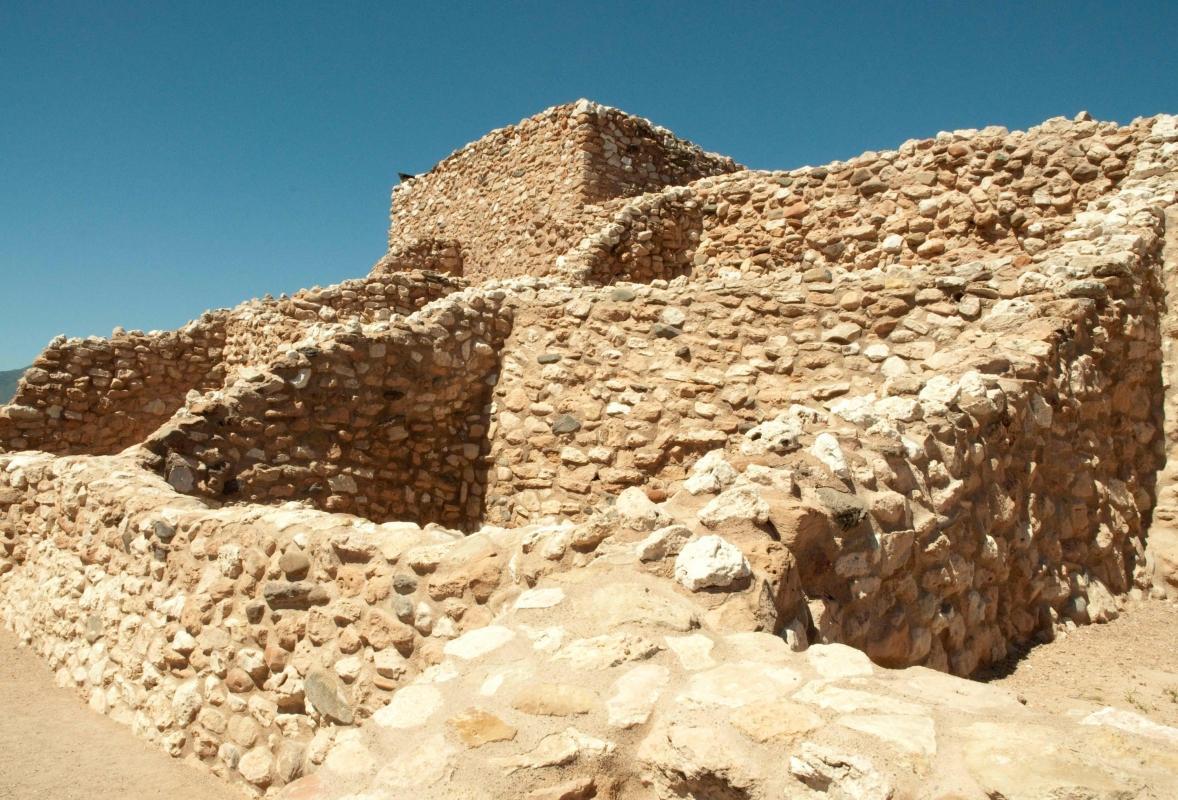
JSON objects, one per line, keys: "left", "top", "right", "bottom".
{"left": 0, "top": 271, "right": 462, "bottom": 459}
{"left": 386, "top": 100, "right": 737, "bottom": 281}
{"left": 218, "top": 271, "right": 464, "bottom": 374}
{"left": 0, "top": 317, "right": 230, "bottom": 456}
{"left": 0, "top": 452, "right": 529, "bottom": 792}
{"left": 142, "top": 288, "right": 513, "bottom": 531}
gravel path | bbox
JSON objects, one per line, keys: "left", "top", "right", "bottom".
{"left": 0, "top": 628, "right": 241, "bottom": 800}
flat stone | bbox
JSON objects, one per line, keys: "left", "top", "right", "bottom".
{"left": 304, "top": 669, "right": 354, "bottom": 724}
{"left": 512, "top": 683, "right": 598, "bottom": 716}
{"left": 806, "top": 643, "right": 874, "bottom": 678}
{"left": 839, "top": 713, "right": 937, "bottom": 756}
{"left": 679, "top": 662, "right": 803, "bottom": 709}
{"left": 591, "top": 583, "right": 697, "bottom": 632}
{"left": 553, "top": 632, "right": 661, "bottom": 670}
{"left": 514, "top": 587, "right": 566, "bottom": 610}
{"left": 730, "top": 698, "right": 823, "bottom": 743}
{"left": 607, "top": 664, "right": 670, "bottom": 728}
{"left": 492, "top": 728, "right": 614, "bottom": 774}
{"left": 322, "top": 738, "right": 376, "bottom": 778}
{"left": 373, "top": 684, "right": 444, "bottom": 729}
{"left": 447, "top": 708, "right": 517, "bottom": 747}
{"left": 550, "top": 414, "right": 582, "bottom": 434}
{"left": 443, "top": 625, "right": 516, "bottom": 660}
{"left": 664, "top": 634, "right": 717, "bottom": 671}
{"left": 793, "top": 682, "right": 926, "bottom": 715}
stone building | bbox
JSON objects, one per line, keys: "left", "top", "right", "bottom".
{"left": 2, "top": 102, "right": 1177, "bottom": 797}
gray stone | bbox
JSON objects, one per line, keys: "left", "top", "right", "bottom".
{"left": 263, "top": 581, "right": 328, "bottom": 610}
{"left": 814, "top": 488, "right": 867, "bottom": 530}
{"left": 304, "top": 669, "right": 355, "bottom": 725}
{"left": 550, "top": 414, "right": 582, "bottom": 434}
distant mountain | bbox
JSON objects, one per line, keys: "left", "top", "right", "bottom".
{"left": 0, "top": 367, "right": 28, "bottom": 404}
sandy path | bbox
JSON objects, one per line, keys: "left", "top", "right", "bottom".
{"left": 981, "top": 597, "right": 1178, "bottom": 728}
{"left": 0, "top": 628, "right": 241, "bottom": 800}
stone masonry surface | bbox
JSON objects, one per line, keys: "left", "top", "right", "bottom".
{"left": 2, "top": 102, "right": 1178, "bottom": 798}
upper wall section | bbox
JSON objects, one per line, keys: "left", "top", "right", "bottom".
{"left": 563, "top": 114, "right": 1156, "bottom": 286}
{"left": 377, "top": 100, "right": 739, "bottom": 282}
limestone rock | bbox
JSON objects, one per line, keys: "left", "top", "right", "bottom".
{"left": 674, "top": 535, "right": 751, "bottom": 590}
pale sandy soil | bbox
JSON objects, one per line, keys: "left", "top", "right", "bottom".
{"left": 0, "top": 628, "right": 241, "bottom": 800}
{"left": 980, "top": 597, "right": 1178, "bottom": 728}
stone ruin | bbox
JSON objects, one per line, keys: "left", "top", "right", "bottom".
{"left": 2, "top": 99, "right": 1178, "bottom": 798}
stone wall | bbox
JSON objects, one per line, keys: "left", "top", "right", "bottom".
{"left": 384, "top": 100, "right": 738, "bottom": 282}
{"left": 565, "top": 114, "right": 1154, "bottom": 286}
{"left": 0, "top": 317, "right": 230, "bottom": 456}
{"left": 0, "top": 271, "right": 462, "bottom": 458}
{"left": 142, "top": 287, "right": 512, "bottom": 531}
{"left": 0, "top": 452, "right": 534, "bottom": 792}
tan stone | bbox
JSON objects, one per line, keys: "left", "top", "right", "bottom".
{"left": 447, "top": 708, "right": 517, "bottom": 747}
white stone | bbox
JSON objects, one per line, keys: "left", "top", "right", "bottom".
{"left": 614, "top": 486, "right": 667, "bottom": 531}
{"left": 683, "top": 449, "right": 739, "bottom": 495}
{"left": 674, "top": 535, "right": 751, "bottom": 590}
{"left": 1081, "top": 707, "right": 1178, "bottom": 745}
{"left": 790, "top": 742, "right": 893, "bottom": 800}
{"left": 635, "top": 525, "right": 692, "bottom": 561}
{"left": 443, "top": 625, "right": 516, "bottom": 660}
{"left": 880, "top": 355, "right": 909, "bottom": 378}
{"left": 806, "top": 643, "right": 874, "bottom": 678}
{"left": 810, "top": 432, "right": 850, "bottom": 480}
{"left": 843, "top": 713, "right": 938, "bottom": 756}
{"left": 698, "top": 486, "right": 769, "bottom": 528}
{"left": 881, "top": 233, "right": 905, "bottom": 254}
{"left": 677, "top": 662, "right": 803, "bottom": 709}
{"left": 514, "top": 587, "right": 566, "bottom": 610}
{"left": 373, "top": 684, "right": 444, "bottom": 729}
{"left": 606, "top": 664, "right": 670, "bottom": 728}
{"left": 663, "top": 634, "right": 716, "bottom": 671}
{"left": 237, "top": 746, "right": 274, "bottom": 786}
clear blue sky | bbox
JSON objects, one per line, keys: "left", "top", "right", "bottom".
{"left": 2, "top": 1, "right": 1176, "bottom": 370}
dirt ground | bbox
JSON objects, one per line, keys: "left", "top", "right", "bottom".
{"left": 980, "top": 597, "right": 1178, "bottom": 728}
{"left": 0, "top": 628, "right": 241, "bottom": 800}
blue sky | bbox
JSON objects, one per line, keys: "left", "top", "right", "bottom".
{"left": 2, "top": 1, "right": 1176, "bottom": 370}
